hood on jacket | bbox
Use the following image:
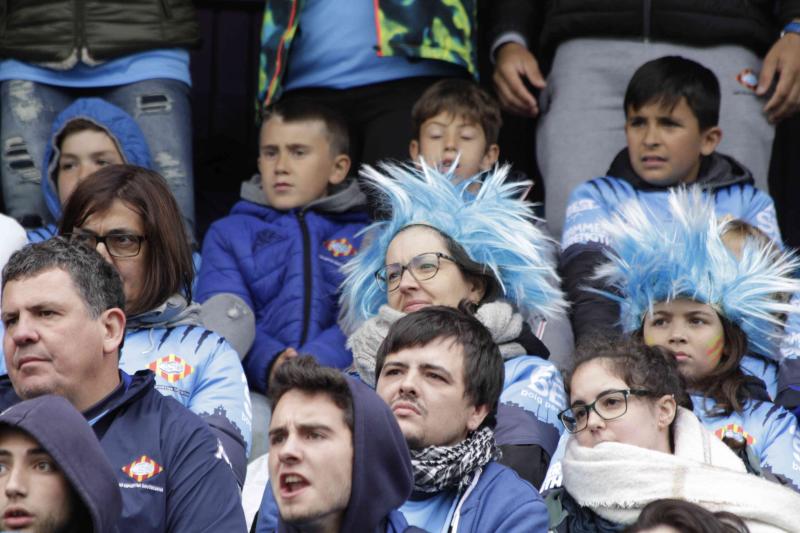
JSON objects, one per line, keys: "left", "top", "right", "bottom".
{"left": 607, "top": 148, "right": 754, "bottom": 192}
{"left": 0, "top": 395, "right": 122, "bottom": 533}
{"left": 41, "top": 98, "right": 153, "bottom": 221}
{"left": 278, "top": 375, "right": 413, "bottom": 533}
{"left": 240, "top": 174, "right": 368, "bottom": 215}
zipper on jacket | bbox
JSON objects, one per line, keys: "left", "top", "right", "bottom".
{"left": 159, "top": 0, "right": 173, "bottom": 19}
{"left": 297, "top": 211, "right": 312, "bottom": 346}
{"left": 642, "top": 0, "right": 652, "bottom": 42}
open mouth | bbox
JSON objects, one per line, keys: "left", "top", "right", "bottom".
{"left": 279, "top": 473, "right": 310, "bottom": 498}
{"left": 641, "top": 156, "right": 667, "bottom": 167}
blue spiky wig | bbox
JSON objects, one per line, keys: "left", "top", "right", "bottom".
{"left": 593, "top": 188, "right": 800, "bottom": 358}
{"left": 339, "top": 161, "right": 566, "bottom": 333}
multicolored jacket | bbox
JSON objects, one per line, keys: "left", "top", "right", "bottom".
{"left": 258, "top": 0, "right": 478, "bottom": 106}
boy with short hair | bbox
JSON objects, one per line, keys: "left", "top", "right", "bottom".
{"left": 561, "top": 56, "right": 782, "bottom": 343}
{"left": 197, "top": 99, "right": 369, "bottom": 394}
{"left": 409, "top": 79, "right": 501, "bottom": 184}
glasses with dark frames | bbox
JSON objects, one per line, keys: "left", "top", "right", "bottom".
{"left": 558, "top": 389, "right": 652, "bottom": 434}
{"left": 375, "top": 252, "right": 457, "bottom": 292}
{"left": 64, "top": 232, "right": 147, "bottom": 258}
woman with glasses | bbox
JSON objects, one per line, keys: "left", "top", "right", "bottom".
{"left": 546, "top": 334, "right": 800, "bottom": 532}
{"left": 586, "top": 190, "right": 800, "bottom": 493}
{"left": 58, "top": 164, "right": 251, "bottom": 485}
{"left": 339, "top": 162, "right": 570, "bottom": 488}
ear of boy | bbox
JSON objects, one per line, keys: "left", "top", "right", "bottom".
{"left": 328, "top": 153, "right": 350, "bottom": 186}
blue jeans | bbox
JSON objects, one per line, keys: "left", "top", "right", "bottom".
{"left": 1, "top": 79, "right": 195, "bottom": 236}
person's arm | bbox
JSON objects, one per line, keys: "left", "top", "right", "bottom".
{"left": 758, "top": 16, "right": 800, "bottom": 122}
{"left": 298, "top": 323, "right": 353, "bottom": 370}
{"left": 165, "top": 419, "right": 248, "bottom": 532}
{"left": 560, "top": 182, "right": 621, "bottom": 341}
{"left": 741, "top": 189, "right": 783, "bottom": 245}
{"left": 488, "top": 0, "right": 545, "bottom": 117}
{"left": 254, "top": 480, "right": 280, "bottom": 533}
{"left": 756, "top": 403, "right": 800, "bottom": 492}
{"left": 188, "top": 336, "right": 252, "bottom": 485}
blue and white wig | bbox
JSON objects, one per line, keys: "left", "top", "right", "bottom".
{"left": 593, "top": 188, "right": 800, "bottom": 359}
{"left": 339, "top": 161, "right": 566, "bottom": 333}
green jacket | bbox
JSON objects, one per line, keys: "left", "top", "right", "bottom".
{"left": 258, "top": 0, "right": 477, "bottom": 106}
{"left": 0, "top": 0, "right": 198, "bottom": 66}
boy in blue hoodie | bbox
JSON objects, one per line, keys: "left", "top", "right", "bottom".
{"left": 27, "top": 98, "right": 152, "bottom": 243}
{"left": 197, "top": 99, "right": 369, "bottom": 393}
{"left": 561, "top": 56, "right": 781, "bottom": 344}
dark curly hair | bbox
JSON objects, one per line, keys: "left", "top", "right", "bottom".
{"left": 625, "top": 499, "right": 749, "bottom": 533}
{"left": 565, "top": 333, "right": 693, "bottom": 415}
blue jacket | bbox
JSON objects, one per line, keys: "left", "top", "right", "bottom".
{"left": 256, "top": 374, "right": 417, "bottom": 533}
{"left": 560, "top": 150, "right": 781, "bottom": 341}
{"left": 0, "top": 370, "right": 247, "bottom": 533}
{"left": 27, "top": 97, "right": 153, "bottom": 241}
{"left": 778, "top": 293, "right": 800, "bottom": 417}
{"left": 402, "top": 461, "right": 548, "bottom": 533}
{"left": 121, "top": 300, "right": 252, "bottom": 485}
{"left": 197, "top": 176, "right": 369, "bottom": 393}
{"left": 692, "top": 394, "right": 800, "bottom": 492}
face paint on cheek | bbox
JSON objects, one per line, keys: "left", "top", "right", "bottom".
{"left": 643, "top": 333, "right": 656, "bottom": 346}
{"left": 706, "top": 333, "right": 724, "bottom": 363}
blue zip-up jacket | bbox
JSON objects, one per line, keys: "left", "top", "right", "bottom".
{"left": 256, "top": 374, "right": 420, "bottom": 533}
{"left": 121, "top": 301, "right": 252, "bottom": 485}
{"left": 560, "top": 150, "right": 781, "bottom": 342}
{"left": 0, "top": 370, "right": 247, "bottom": 533}
{"left": 27, "top": 97, "right": 153, "bottom": 242}
{"left": 402, "top": 461, "right": 548, "bottom": 533}
{"left": 197, "top": 176, "right": 369, "bottom": 393}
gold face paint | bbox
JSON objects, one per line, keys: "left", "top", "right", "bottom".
{"left": 643, "top": 333, "right": 656, "bottom": 346}
{"left": 706, "top": 332, "right": 724, "bottom": 363}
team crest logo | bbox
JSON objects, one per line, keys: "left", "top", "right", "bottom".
{"left": 715, "top": 423, "right": 756, "bottom": 446}
{"left": 122, "top": 456, "right": 164, "bottom": 482}
{"left": 148, "top": 354, "right": 193, "bottom": 383}
{"left": 736, "top": 68, "right": 758, "bottom": 91}
{"left": 324, "top": 238, "right": 356, "bottom": 257}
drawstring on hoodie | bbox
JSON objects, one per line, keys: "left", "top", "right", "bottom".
{"left": 448, "top": 467, "right": 482, "bottom": 533}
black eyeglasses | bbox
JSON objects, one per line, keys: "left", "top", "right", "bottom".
{"left": 65, "top": 232, "right": 146, "bottom": 258}
{"left": 558, "top": 389, "right": 652, "bottom": 434}
{"left": 375, "top": 252, "right": 457, "bottom": 292}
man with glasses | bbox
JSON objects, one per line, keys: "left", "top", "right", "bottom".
{"left": 374, "top": 306, "right": 548, "bottom": 532}
{"left": 0, "top": 238, "right": 247, "bottom": 532}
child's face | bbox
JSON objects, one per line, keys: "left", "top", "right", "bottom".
{"left": 57, "top": 129, "right": 124, "bottom": 205}
{"left": 258, "top": 117, "right": 349, "bottom": 210}
{"left": 625, "top": 97, "right": 721, "bottom": 186}
{"left": 409, "top": 112, "right": 499, "bottom": 183}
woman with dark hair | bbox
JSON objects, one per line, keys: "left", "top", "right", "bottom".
{"left": 58, "top": 164, "right": 251, "bottom": 484}
{"left": 338, "top": 162, "right": 570, "bottom": 487}
{"left": 592, "top": 189, "right": 800, "bottom": 492}
{"left": 546, "top": 335, "right": 799, "bottom": 532}
{"left": 625, "top": 499, "right": 749, "bottom": 533}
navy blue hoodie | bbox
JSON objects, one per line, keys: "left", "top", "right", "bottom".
{"left": 0, "top": 370, "right": 247, "bottom": 532}
{"left": 0, "top": 395, "right": 122, "bottom": 532}
{"left": 258, "top": 375, "right": 420, "bottom": 533}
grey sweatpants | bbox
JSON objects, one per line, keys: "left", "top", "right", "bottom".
{"left": 538, "top": 38, "right": 775, "bottom": 238}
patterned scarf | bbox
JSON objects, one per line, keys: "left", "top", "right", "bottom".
{"left": 410, "top": 426, "right": 500, "bottom": 493}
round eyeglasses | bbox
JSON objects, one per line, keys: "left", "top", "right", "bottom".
{"left": 557, "top": 389, "right": 652, "bottom": 434}
{"left": 65, "top": 232, "right": 147, "bottom": 258}
{"left": 375, "top": 252, "right": 457, "bottom": 292}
